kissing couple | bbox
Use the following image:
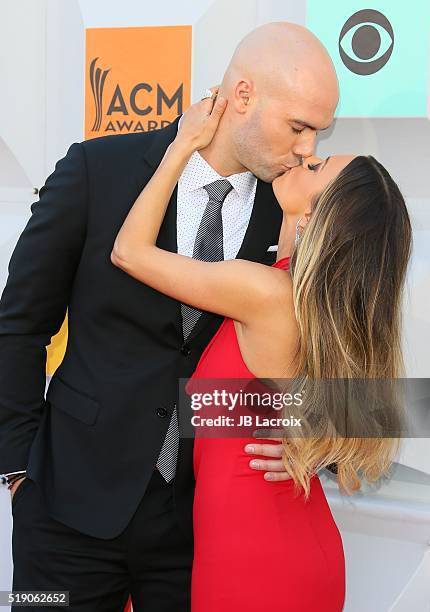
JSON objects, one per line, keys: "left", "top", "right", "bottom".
{"left": 2, "top": 21, "right": 411, "bottom": 612}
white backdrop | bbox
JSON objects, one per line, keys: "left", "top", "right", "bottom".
{"left": 1, "top": 1, "right": 430, "bottom": 610}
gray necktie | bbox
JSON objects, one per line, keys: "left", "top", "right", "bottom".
{"left": 155, "top": 179, "right": 233, "bottom": 483}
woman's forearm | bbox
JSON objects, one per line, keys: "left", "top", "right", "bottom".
{"left": 112, "top": 140, "right": 193, "bottom": 262}
{"left": 111, "top": 90, "right": 226, "bottom": 271}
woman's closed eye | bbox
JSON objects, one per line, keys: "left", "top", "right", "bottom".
{"left": 307, "top": 157, "right": 331, "bottom": 173}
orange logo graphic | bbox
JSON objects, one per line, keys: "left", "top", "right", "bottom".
{"left": 85, "top": 25, "right": 192, "bottom": 138}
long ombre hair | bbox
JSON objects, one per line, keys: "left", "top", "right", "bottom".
{"left": 278, "top": 155, "right": 412, "bottom": 498}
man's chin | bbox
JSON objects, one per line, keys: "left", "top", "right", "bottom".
{"left": 270, "top": 169, "right": 290, "bottom": 184}
{"left": 253, "top": 168, "right": 286, "bottom": 184}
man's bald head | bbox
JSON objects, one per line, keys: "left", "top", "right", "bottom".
{"left": 203, "top": 22, "right": 339, "bottom": 183}
{"left": 223, "top": 22, "right": 338, "bottom": 104}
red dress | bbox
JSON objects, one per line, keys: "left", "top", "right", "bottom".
{"left": 187, "top": 256, "right": 345, "bottom": 611}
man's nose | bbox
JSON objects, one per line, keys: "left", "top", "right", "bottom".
{"left": 293, "top": 131, "right": 318, "bottom": 159}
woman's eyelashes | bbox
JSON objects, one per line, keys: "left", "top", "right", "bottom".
{"left": 307, "top": 163, "right": 322, "bottom": 172}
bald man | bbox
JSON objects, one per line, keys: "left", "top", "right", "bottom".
{"left": 202, "top": 22, "right": 338, "bottom": 180}
{"left": 0, "top": 21, "right": 338, "bottom": 612}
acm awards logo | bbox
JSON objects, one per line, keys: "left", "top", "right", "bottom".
{"left": 89, "top": 57, "right": 184, "bottom": 133}
{"left": 339, "top": 9, "right": 394, "bottom": 75}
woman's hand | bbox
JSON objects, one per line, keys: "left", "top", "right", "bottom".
{"left": 174, "top": 85, "right": 228, "bottom": 153}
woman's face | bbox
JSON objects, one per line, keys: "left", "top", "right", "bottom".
{"left": 272, "top": 154, "right": 357, "bottom": 215}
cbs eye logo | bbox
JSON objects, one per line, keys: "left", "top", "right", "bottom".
{"left": 339, "top": 9, "right": 394, "bottom": 75}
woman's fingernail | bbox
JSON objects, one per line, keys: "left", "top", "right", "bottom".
{"left": 265, "top": 473, "right": 273, "bottom": 480}
{"left": 245, "top": 445, "right": 255, "bottom": 453}
{"left": 250, "top": 460, "right": 259, "bottom": 468}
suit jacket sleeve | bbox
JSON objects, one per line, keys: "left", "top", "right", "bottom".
{"left": 0, "top": 141, "right": 88, "bottom": 473}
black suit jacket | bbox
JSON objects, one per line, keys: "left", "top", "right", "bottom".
{"left": 0, "top": 116, "right": 283, "bottom": 538}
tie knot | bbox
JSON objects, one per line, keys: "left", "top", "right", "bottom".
{"left": 203, "top": 179, "right": 233, "bottom": 204}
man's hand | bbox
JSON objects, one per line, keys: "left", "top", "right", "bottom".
{"left": 244, "top": 437, "right": 292, "bottom": 482}
{"left": 9, "top": 477, "right": 27, "bottom": 501}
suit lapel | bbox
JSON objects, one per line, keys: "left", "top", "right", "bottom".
{"left": 138, "top": 115, "right": 283, "bottom": 344}
{"left": 236, "top": 179, "right": 282, "bottom": 262}
{"left": 140, "top": 116, "right": 181, "bottom": 256}
{"left": 136, "top": 117, "right": 182, "bottom": 338}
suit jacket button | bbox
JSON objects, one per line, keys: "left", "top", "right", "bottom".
{"left": 180, "top": 344, "right": 191, "bottom": 356}
{"left": 157, "top": 407, "right": 168, "bottom": 418}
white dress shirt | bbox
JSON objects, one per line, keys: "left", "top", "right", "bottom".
{"left": 176, "top": 116, "right": 257, "bottom": 259}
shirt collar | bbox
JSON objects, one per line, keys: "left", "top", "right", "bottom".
{"left": 177, "top": 115, "right": 257, "bottom": 200}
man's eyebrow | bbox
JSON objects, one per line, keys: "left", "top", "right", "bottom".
{"left": 290, "top": 119, "right": 330, "bottom": 131}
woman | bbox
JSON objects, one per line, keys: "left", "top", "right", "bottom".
{"left": 111, "top": 92, "right": 412, "bottom": 610}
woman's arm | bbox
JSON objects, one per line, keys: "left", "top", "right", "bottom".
{"left": 110, "top": 92, "right": 288, "bottom": 323}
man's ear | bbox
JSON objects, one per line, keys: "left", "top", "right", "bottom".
{"left": 234, "top": 80, "right": 253, "bottom": 112}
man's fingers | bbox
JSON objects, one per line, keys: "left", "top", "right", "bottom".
{"left": 248, "top": 458, "right": 293, "bottom": 482}
{"left": 249, "top": 458, "right": 286, "bottom": 472}
{"left": 264, "top": 472, "right": 293, "bottom": 482}
{"left": 253, "top": 435, "right": 284, "bottom": 442}
{"left": 245, "top": 442, "right": 294, "bottom": 481}
{"left": 244, "top": 442, "right": 283, "bottom": 458}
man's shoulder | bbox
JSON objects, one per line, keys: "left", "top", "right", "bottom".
{"left": 80, "top": 129, "right": 156, "bottom": 155}
{"left": 80, "top": 118, "right": 180, "bottom": 160}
